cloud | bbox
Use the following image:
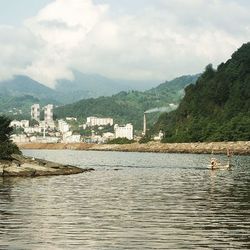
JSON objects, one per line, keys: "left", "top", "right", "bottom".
{"left": 22, "top": 0, "right": 109, "bottom": 85}
{"left": 0, "top": 25, "right": 42, "bottom": 80}
{"left": 0, "top": 0, "right": 250, "bottom": 87}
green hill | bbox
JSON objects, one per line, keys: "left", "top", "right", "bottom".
{"left": 0, "top": 75, "right": 60, "bottom": 118}
{"left": 154, "top": 42, "right": 250, "bottom": 142}
{"left": 55, "top": 75, "right": 199, "bottom": 130}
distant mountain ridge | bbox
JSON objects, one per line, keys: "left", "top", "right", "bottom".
{"left": 55, "top": 74, "right": 200, "bottom": 129}
{"left": 55, "top": 71, "right": 158, "bottom": 103}
{"left": 0, "top": 71, "right": 159, "bottom": 105}
{"left": 0, "top": 71, "right": 199, "bottom": 121}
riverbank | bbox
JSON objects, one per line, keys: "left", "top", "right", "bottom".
{"left": 0, "top": 154, "right": 94, "bottom": 177}
{"left": 18, "top": 141, "right": 250, "bottom": 155}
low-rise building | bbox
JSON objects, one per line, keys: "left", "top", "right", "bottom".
{"left": 102, "top": 132, "right": 115, "bottom": 140}
{"left": 30, "top": 136, "right": 60, "bottom": 143}
{"left": 153, "top": 131, "right": 164, "bottom": 141}
{"left": 86, "top": 117, "right": 113, "bottom": 127}
{"left": 66, "top": 117, "right": 77, "bottom": 121}
{"left": 63, "top": 134, "right": 81, "bottom": 143}
{"left": 24, "top": 126, "right": 42, "bottom": 134}
{"left": 10, "top": 120, "right": 29, "bottom": 128}
{"left": 39, "top": 120, "right": 55, "bottom": 130}
{"left": 11, "top": 134, "right": 29, "bottom": 143}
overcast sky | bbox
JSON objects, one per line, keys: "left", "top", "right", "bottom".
{"left": 0, "top": 0, "right": 249, "bottom": 87}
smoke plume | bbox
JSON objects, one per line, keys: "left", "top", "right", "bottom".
{"left": 144, "top": 104, "right": 177, "bottom": 114}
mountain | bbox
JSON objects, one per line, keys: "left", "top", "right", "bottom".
{"left": 55, "top": 74, "right": 199, "bottom": 129}
{"left": 0, "top": 72, "right": 159, "bottom": 109}
{"left": 0, "top": 75, "right": 57, "bottom": 101}
{"left": 0, "top": 72, "right": 158, "bottom": 116}
{"left": 55, "top": 71, "right": 158, "bottom": 103}
{"left": 154, "top": 42, "right": 250, "bottom": 142}
{"left": 0, "top": 95, "right": 39, "bottom": 119}
{"left": 0, "top": 76, "right": 60, "bottom": 117}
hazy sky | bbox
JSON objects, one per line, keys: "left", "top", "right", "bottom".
{"left": 0, "top": 0, "right": 249, "bottom": 87}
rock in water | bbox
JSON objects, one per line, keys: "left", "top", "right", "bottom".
{"left": 0, "top": 154, "right": 94, "bottom": 177}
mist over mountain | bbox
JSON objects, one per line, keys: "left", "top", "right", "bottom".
{"left": 0, "top": 71, "right": 159, "bottom": 107}
{"left": 0, "top": 75, "right": 57, "bottom": 101}
{"left": 55, "top": 71, "right": 158, "bottom": 103}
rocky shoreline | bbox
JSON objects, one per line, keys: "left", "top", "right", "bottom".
{"left": 0, "top": 154, "right": 94, "bottom": 177}
{"left": 18, "top": 141, "right": 250, "bottom": 155}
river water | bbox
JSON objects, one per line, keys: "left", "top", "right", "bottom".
{"left": 0, "top": 150, "right": 249, "bottom": 249}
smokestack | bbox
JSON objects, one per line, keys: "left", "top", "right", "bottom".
{"left": 143, "top": 113, "right": 147, "bottom": 135}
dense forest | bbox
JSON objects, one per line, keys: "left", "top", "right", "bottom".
{"left": 154, "top": 43, "right": 250, "bottom": 142}
{"left": 55, "top": 75, "right": 199, "bottom": 130}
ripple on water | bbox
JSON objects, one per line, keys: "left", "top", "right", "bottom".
{"left": 0, "top": 150, "right": 249, "bottom": 249}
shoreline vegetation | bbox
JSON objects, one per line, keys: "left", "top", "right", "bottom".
{"left": 18, "top": 141, "right": 250, "bottom": 155}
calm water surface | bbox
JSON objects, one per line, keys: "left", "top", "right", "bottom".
{"left": 0, "top": 150, "right": 249, "bottom": 249}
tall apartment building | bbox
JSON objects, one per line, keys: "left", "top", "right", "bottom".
{"left": 31, "top": 104, "right": 40, "bottom": 121}
{"left": 86, "top": 117, "right": 113, "bottom": 127}
{"left": 44, "top": 104, "right": 53, "bottom": 122}
{"left": 114, "top": 123, "right": 133, "bottom": 140}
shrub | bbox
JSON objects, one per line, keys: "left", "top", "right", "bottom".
{"left": 107, "top": 137, "right": 135, "bottom": 144}
{"left": 0, "top": 116, "right": 21, "bottom": 160}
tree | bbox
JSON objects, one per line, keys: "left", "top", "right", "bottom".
{"left": 0, "top": 116, "right": 21, "bottom": 160}
{"left": 154, "top": 43, "right": 250, "bottom": 142}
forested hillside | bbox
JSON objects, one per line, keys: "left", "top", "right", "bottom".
{"left": 154, "top": 43, "right": 250, "bottom": 142}
{"left": 55, "top": 75, "right": 199, "bottom": 129}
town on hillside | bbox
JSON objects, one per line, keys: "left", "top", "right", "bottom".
{"left": 10, "top": 103, "right": 164, "bottom": 144}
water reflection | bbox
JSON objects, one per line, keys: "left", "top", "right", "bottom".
{"left": 0, "top": 150, "right": 249, "bottom": 249}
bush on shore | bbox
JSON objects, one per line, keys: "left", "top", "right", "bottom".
{"left": 107, "top": 137, "right": 135, "bottom": 144}
{"left": 0, "top": 116, "right": 21, "bottom": 160}
{"left": 139, "top": 135, "right": 151, "bottom": 144}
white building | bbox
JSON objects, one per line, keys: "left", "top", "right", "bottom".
{"left": 58, "top": 120, "right": 70, "bottom": 133}
{"left": 11, "top": 134, "right": 29, "bottom": 143}
{"left": 102, "top": 132, "right": 115, "bottom": 142}
{"left": 31, "top": 104, "right": 40, "bottom": 121}
{"left": 86, "top": 117, "right": 113, "bottom": 127}
{"left": 30, "top": 136, "right": 60, "bottom": 143}
{"left": 10, "top": 120, "right": 29, "bottom": 128}
{"left": 63, "top": 134, "right": 81, "bottom": 143}
{"left": 154, "top": 131, "right": 164, "bottom": 141}
{"left": 39, "top": 120, "right": 55, "bottom": 130}
{"left": 114, "top": 123, "right": 133, "bottom": 140}
{"left": 66, "top": 117, "right": 77, "bottom": 121}
{"left": 24, "top": 126, "right": 42, "bottom": 134}
{"left": 89, "top": 135, "right": 104, "bottom": 144}
{"left": 44, "top": 104, "right": 53, "bottom": 122}
{"left": 103, "top": 132, "right": 115, "bottom": 139}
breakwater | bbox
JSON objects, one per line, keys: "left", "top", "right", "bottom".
{"left": 18, "top": 141, "right": 250, "bottom": 155}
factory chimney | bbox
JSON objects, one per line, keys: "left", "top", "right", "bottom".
{"left": 143, "top": 113, "right": 147, "bottom": 135}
